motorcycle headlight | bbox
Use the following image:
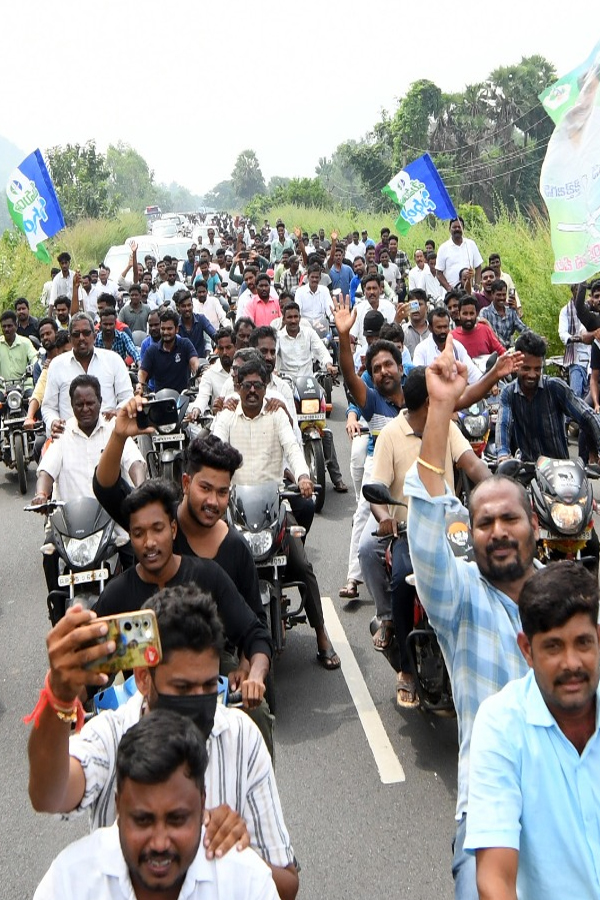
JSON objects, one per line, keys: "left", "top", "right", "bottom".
{"left": 64, "top": 532, "right": 103, "bottom": 567}
{"left": 7, "top": 390, "right": 22, "bottom": 411}
{"left": 157, "top": 422, "right": 177, "bottom": 434}
{"left": 550, "top": 502, "right": 583, "bottom": 534}
{"left": 301, "top": 399, "right": 320, "bottom": 414}
{"left": 242, "top": 530, "right": 273, "bottom": 559}
{"left": 463, "top": 415, "right": 487, "bottom": 437}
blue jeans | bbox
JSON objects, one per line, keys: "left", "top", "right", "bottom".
{"left": 568, "top": 363, "right": 589, "bottom": 399}
{"left": 452, "top": 815, "right": 478, "bottom": 900}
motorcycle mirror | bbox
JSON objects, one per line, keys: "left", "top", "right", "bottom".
{"left": 362, "top": 482, "right": 407, "bottom": 507}
{"left": 496, "top": 459, "right": 522, "bottom": 477}
{"left": 485, "top": 351, "right": 498, "bottom": 372}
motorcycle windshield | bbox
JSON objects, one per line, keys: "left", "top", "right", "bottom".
{"left": 230, "top": 482, "right": 280, "bottom": 532}
{"left": 51, "top": 497, "right": 114, "bottom": 539}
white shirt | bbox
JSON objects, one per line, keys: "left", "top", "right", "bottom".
{"left": 558, "top": 302, "right": 591, "bottom": 366}
{"left": 379, "top": 261, "right": 400, "bottom": 288}
{"left": 413, "top": 334, "right": 481, "bottom": 384}
{"left": 220, "top": 374, "right": 302, "bottom": 445}
{"left": 158, "top": 280, "right": 187, "bottom": 304}
{"left": 80, "top": 286, "right": 100, "bottom": 315}
{"left": 276, "top": 327, "right": 332, "bottom": 378}
{"left": 436, "top": 237, "right": 483, "bottom": 288}
{"left": 49, "top": 270, "right": 74, "bottom": 306}
{"left": 41, "top": 348, "right": 134, "bottom": 432}
{"left": 191, "top": 359, "right": 231, "bottom": 412}
{"left": 65, "top": 695, "right": 294, "bottom": 868}
{"left": 97, "top": 278, "right": 120, "bottom": 301}
{"left": 344, "top": 240, "right": 366, "bottom": 263}
{"left": 193, "top": 294, "right": 228, "bottom": 329}
{"left": 34, "top": 820, "right": 278, "bottom": 900}
{"left": 38, "top": 417, "right": 142, "bottom": 504}
{"left": 408, "top": 265, "right": 427, "bottom": 291}
{"left": 423, "top": 269, "right": 446, "bottom": 302}
{"left": 350, "top": 298, "right": 397, "bottom": 344}
{"left": 295, "top": 283, "right": 333, "bottom": 320}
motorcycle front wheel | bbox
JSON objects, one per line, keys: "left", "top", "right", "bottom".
{"left": 15, "top": 433, "right": 27, "bottom": 494}
{"left": 304, "top": 440, "right": 326, "bottom": 512}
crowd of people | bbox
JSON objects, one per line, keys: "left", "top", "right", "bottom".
{"left": 3, "top": 211, "right": 600, "bottom": 899}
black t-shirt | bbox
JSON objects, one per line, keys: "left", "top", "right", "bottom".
{"left": 92, "top": 472, "right": 265, "bottom": 625}
{"left": 93, "top": 555, "right": 271, "bottom": 661}
{"left": 591, "top": 341, "right": 600, "bottom": 371}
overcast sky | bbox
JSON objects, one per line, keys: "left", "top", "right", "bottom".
{"left": 2, "top": 1, "right": 597, "bottom": 196}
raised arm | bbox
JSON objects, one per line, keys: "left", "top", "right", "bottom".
{"left": 333, "top": 293, "right": 368, "bottom": 407}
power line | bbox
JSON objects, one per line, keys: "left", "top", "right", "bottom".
{"left": 436, "top": 136, "right": 550, "bottom": 177}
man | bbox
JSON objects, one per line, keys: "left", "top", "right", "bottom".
{"left": 413, "top": 307, "right": 482, "bottom": 384}
{"left": 118, "top": 284, "right": 151, "bottom": 333}
{"left": 190, "top": 328, "right": 236, "bottom": 415}
{"left": 281, "top": 256, "right": 302, "bottom": 297}
{"left": 54, "top": 296, "right": 71, "bottom": 330}
{"left": 42, "top": 312, "right": 133, "bottom": 437}
{"left": 194, "top": 280, "right": 228, "bottom": 329}
{"left": 276, "top": 302, "right": 337, "bottom": 379}
{"left": 349, "top": 256, "right": 366, "bottom": 306}
{"left": 328, "top": 241, "right": 354, "bottom": 296}
{"left": 403, "top": 333, "right": 537, "bottom": 899}
{"left": 269, "top": 222, "right": 294, "bottom": 264}
{"left": 178, "top": 290, "right": 216, "bottom": 359}
{"left": 246, "top": 274, "right": 281, "bottom": 327}
{"left": 15, "top": 298, "right": 39, "bottom": 340}
{"left": 388, "top": 234, "right": 409, "bottom": 276}
{"left": 213, "top": 357, "right": 340, "bottom": 670}
{"left": 182, "top": 247, "right": 197, "bottom": 283}
{"left": 76, "top": 272, "right": 99, "bottom": 316}
{"left": 318, "top": 227, "right": 331, "bottom": 251}
{"left": 350, "top": 274, "right": 397, "bottom": 350}
{"left": 33, "top": 710, "right": 280, "bottom": 899}
{"left": 488, "top": 252, "right": 521, "bottom": 314}
{"left": 445, "top": 290, "right": 461, "bottom": 328}
{"left": 138, "top": 309, "right": 200, "bottom": 394}
{"left": 472, "top": 266, "right": 496, "bottom": 310}
{"left": 48, "top": 252, "right": 74, "bottom": 314}
{"left": 480, "top": 279, "right": 528, "bottom": 347}
{"left": 345, "top": 231, "right": 366, "bottom": 264}
{"left": 374, "top": 227, "right": 391, "bottom": 263}
{"left": 424, "top": 251, "right": 446, "bottom": 302}
{"left": 205, "top": 226, "right": 221, "bottom": 258}
{"left": 402, "top": 289, "right": 430, "bottom": 358}
{"left": 193, "top": 257, "right": 222, "bottom": 295}
{"left": 557, "top": 286, "right": 596, "bottom": 402}
{"left": 27, "top": 588, "right": 297, "bottom": 899}
{"left": 31, "top": 317, "right": 58, "bottom": 384}
{"left": 0, "top": 309, "right": 37, "bottom": 387}
{"left": 40, "top": 266, "right": 60, "bottom": 309}
{"left": 408, "top": 249, "right": 427, "bottom": 291}
{"left": 158, "top": 266, "right": 187, "bottom": 306}
{"left": 361, "top": 366, "right": 490, "bottom": 706}
{"left": 295, "top": 264, "right": 334, "bottom": 320}
{"left": 497, "top": 329, "right": 600, "bottom": 462}
{"left": 465, "top": 561, "right": 600, "bottom": 900}
{"left": 95, "top": 307, "right": 140, "bottom": 364}
{"left": 452, "top": 296, "right": 506, "bottom": 358}
{"left": 98, "top": 264, "right": 120, "bottom": 302}
{"left": 436, "top": 217, "right": 483, "bottom": 293}
{"left": 234, "top": 266, "right": 259, "bottom": 321}
{"left": 378, "top": 247, "right": 402, "bottom": 294}
{"left": 24, "top": 331, "right": 72, "bottom": 436}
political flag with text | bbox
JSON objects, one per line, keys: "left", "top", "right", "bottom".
{"left": 539, "top": 39, "right": 600, "bottom": 284}
{"left": 381, "top": 153, "right": 457, "bottom": 236}
{"left": 6, "top": 149, "right": 65, "bottom": 263}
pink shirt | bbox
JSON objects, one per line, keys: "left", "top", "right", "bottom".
{"left": 246, "top": 296, "right": 281, "bottom": 327}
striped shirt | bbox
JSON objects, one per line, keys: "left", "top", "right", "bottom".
{"left": 479, "top": 304, "right": 527, "bottom": 347}
{"left": 404, "top": 463, "right": 530, "bottom": 819}
{"left": 66, "top": 694, "right": 294, "bottom": 867}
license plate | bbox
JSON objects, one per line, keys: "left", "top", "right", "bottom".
{"left": 538, "top": 528, "right": 592, "bottom": 541}
{"left": 58, "top": 568, "right": 108, "bottom": 586}
{"left": 257, "top": 555, "right": 287, "bottom": 567}
{"left": 6, "top": 416, "right": 26, "bottom": 426}
{"left": 297, "top": 413, "right": 324, "bottom": 422}
{"left": 152, "top": 434, "right": 185, "bottom": 443}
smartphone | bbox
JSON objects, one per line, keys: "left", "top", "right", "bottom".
{"left": 409, "top": 300, "right": 420, "bottom": 313}
{"left": 136, "top": 398, "right": 178, "bottom": 430}
{"left": 85, "top": 610, "right": 162, "bottom": 674}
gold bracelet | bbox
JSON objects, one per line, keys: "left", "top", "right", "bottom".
{"left": 417, "top": 456, "right": 445, "bottom": 476}
{"left": 55, "top": 708, "right": 80, "bottom": 724}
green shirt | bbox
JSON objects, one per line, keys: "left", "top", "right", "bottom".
{"left": 0, "top": 334, "right": 37, "bottom": 384}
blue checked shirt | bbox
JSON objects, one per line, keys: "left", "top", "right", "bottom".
{"left": 95, "top": 329, "right": 140, "bottom": 364}
{"left": 404, "top": 463, "right": 530, "bottom": 819}
{"left": 479, "top": 304, "right": 527, "bottom": 347}
{"left": 497, "top": 375, "right": 600, "bottom": 461}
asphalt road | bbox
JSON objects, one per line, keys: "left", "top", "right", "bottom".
{"left": 0, "top": 386, "right": 459, "bottom": 900}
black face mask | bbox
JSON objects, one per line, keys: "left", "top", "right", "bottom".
{"left": 153, "top": 691, "right": 218, "bottom": 741}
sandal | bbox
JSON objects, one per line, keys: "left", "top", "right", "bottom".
{"left": 372, "top": 620, "right": 394, "bottom": 651}
{"left": 396, "top": 677, "right": 419, "bottom": 709}
{"left": 339, "top": 579, "right": 360, "bottom": 599}
{"left": 317, "top": 646, "right": 341, "bottom": 670}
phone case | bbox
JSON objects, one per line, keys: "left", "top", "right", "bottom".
{"left": 86, "top": 610, "right": 162, "bottom": 674}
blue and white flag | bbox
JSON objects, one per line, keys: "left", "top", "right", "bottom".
{"left": 382, "top": 153, "right": 457, "bottom": 236}
{"left": 6, "top": 149, "right": 65, "bottom": 263}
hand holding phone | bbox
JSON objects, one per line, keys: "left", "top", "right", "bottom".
{"left": 85, "top": 610, "right": 162, "bottom": 674}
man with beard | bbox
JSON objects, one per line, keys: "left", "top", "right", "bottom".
{"left": 472, "top": 266, "right": 496, "bottom": 310}
{"left": 465, "top": 561, "right": 600, "bottom": 900}
{"left": 246, "top": 274, "right": 281, "bottom": 327}
{"left": 27, "top": 587, "right": 298, "bottom": 899}
{"left": 453, "top": 296, "right": 506, "bottom": 358}
{"left": 413, "top": 307, "right": 482, "bottom": 384}
{"left": 436, "top": 216, "right": 483, "bottom": 293}
{"left": 350, "top": 274, "right": 397, "bottom": 351}
{"left": 95, "top": 307, "right": 140, "bottom": 365}
{"left": 31, "top": 317, "right": 58, "bottom": 383}
{"left": 190, "top": 328, "right": 236, "bottom": 415}
{"left": 177, "top": 290, "right": 216, "bottom": 360}
{"left": 137, "top": 309, "right": 200, "bottom": 394}
{"left": 276, "top": 302, "right": 337, "bottom": 380}
{"left": 480, "top": 280, "right": 528, "bottom": 348}
{"left": 404, "top": 333, "right": 539, "bottom": 900}
{"left": 402, "top": 289, "right": 430, "bottom": 358}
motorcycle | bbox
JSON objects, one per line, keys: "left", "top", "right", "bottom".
{"left": 304, "top": 314, "right": 338, "bottom": 378}
{"left": 0, "top": 371, "right": 39, "bottom": 494}
{"left": 25, "top": 497, "right": 123, "bottom": 625}
{"left": 291, "top": 373, "right": 329, "bottom": 512}
{"left": 228, "top": 481, "right": 309, "bottom": 711}
{"left": 362, "top": 482, "right": 475, "bottom": 714}
{"left": 455, "top": 400, "right": 491, "bottom": 505}
{"left": 497, "top": 456, "right": 599, "bottom": 570}
{"left": 138, "top": 387, "right": 195, "bottom": 488}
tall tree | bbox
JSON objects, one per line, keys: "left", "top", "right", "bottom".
{"left": 45, "top": 141, "right": 116, "bottom": 226}
{"left": 231, "top": 150, "right": 266, "bottom": 202}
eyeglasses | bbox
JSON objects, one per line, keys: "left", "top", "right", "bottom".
{"left": 239, "top": 381, "right": 266, "bottom": 393}
{"left": 71, "top": 329, "right": 93, "bottom": 338}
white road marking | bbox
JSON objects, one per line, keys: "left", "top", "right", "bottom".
{"left": 322, "top": 596, "right": 405, "bottom": 784}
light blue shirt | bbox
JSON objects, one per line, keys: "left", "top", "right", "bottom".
{"left": 465, "top": 670, "right": 600, "bottom": 899}
{"left": 404, "top": 464, "right": 530, "bottom": 818}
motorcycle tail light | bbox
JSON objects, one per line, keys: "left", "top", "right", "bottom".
{"left": 301, "top": 399, "right": 319, "bottom": 414}
{"left": 549, "top": 502, "right": 583, "bottom": 534}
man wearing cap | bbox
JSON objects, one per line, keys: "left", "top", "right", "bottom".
{"left": 246, "top": 275, "right": 281, "bottom": 327}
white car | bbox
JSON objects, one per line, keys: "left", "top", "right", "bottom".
{"left": 103, "top": 236, "right": 196, "bottom": 279}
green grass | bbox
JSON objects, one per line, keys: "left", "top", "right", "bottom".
{"left": 0, "top": 212, "right": 145, "bottom": 315}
